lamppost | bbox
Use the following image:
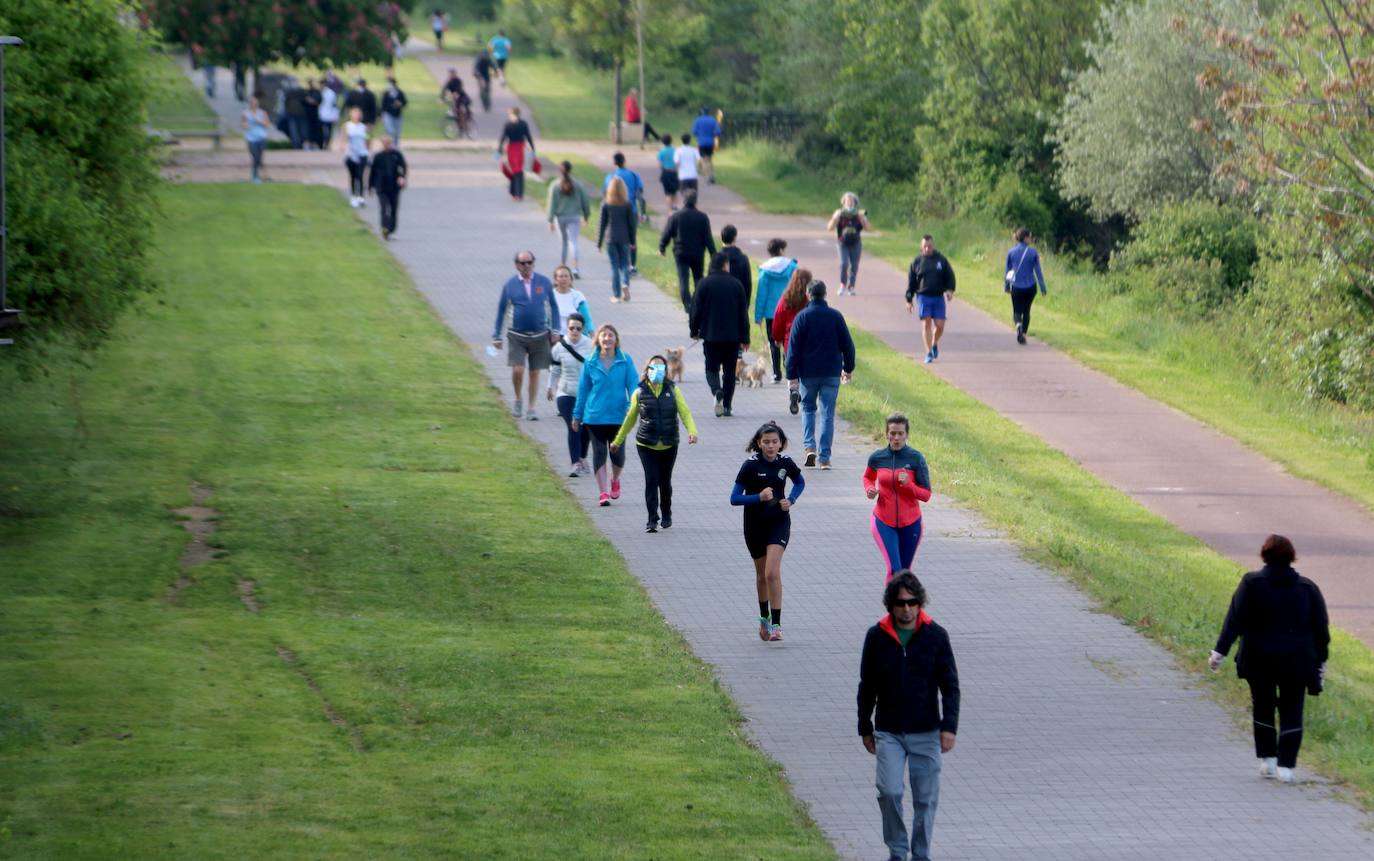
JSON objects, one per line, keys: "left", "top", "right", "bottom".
{"left": 0, "top": 36, "right": 23, "bottom": 347}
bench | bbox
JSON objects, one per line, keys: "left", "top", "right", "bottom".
{"left": 147, "top": 118, "right": 225, "bottom": 150}
{"left": 608, "top": 121, "right": 644, "bottom": 143}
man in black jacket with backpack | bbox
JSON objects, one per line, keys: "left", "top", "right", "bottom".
{"left": 858, "top": 571, "right": 959, "bottom": 861}
{"left": 659, "top": 191, "right": 716, "bottom": 314}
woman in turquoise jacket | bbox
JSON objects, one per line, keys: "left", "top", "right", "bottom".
{"left": 572, "top": 323, "right": 637, "bottom": 506}
{"left": 755, "top": 238, "right": 797, "bottom": 384}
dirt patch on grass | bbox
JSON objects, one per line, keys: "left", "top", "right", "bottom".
{"left": 275, "top": 646, "right": 365, "bottom": 752}
{"left": 168, "top": 483, "right": 222, "bottom": 603}
{"left": 237, "top": 579, "right": 261, "bottom": 613}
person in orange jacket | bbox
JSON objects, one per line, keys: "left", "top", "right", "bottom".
{"left": 863, "top": 413, "right": 932, "bottom": 582}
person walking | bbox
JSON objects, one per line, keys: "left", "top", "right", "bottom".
{"left": 690, "top": 252, "right": 750, "bottom": 417}
{"left": 858, "top": 571, "right": 960, "bottom": 861}
{"left": 604, "top": 152, "right": 647, "bottom": 272}
{"left": 498, "top": 107, "right": 536, "bottom": 201}
{"left": 864, "top": 413, "right": 932, "bottom": 582}
{"left": 488, "top": 31, "right": 512, "bottom": 83}
{"left": 1209, "top": 534, "right": 1330, "bottom": 785}
{"left": 905, "top": 234, "right": 957, "bottom": 364}
{"left": 340, "top": 107, "right": 371, "bottom": 208}
{"left": 611, "top": 355, "right": 699, "bottom": 532}
{"left": 756, "top": 239, "right": 796, "bottom": 384}
{"left": 691, "top": 106, "right": 722, "bottom": 184}
{"left": 430, "top": 9, "right": 449, "bottom": 50}
{"left": 473, "top": 51, "right": 495, "bottom": 112}
{"left": 597, "top": 176, "right": 638, "bottom": 304}
{"left": 317, "top": 80, "right": 340, "bottom": 149}
{"left": 1004, "top": 227, "right": 1048, "bottom": 344}
{"left": 658, "top": 191, "right": 716, "bottom": 314}
{"left": 656, "top": 134, "right": 680, "bottom": 211}
{"left": 343, "top": 78, "right": 378, "bottom": 132}
{"left": 547, "top": 161, "right": 592, "bottom": 277}
{"left": 720, "top": 224, "right": 752, "bottom": 304}
{"left": 380, "top": 77, "right": 408, "bottom": 146}
{"left": 731, "top": 421, "right": 806, "bottom": 642}
{"left": 492, "top": 251, "right": 560, "bottom": 421}
{"left": 283, "top": 80, "right": 308, "bottom": 149}
{"left": 827, "top": 193, "right": 870, "bottom": 296}
{"left": 550, "top": 265, "right": 593, "bottom": 337}
{"left": 240, "top": 95, "right": 270, "bottom": 184}
{"left": 304, "top": 79, "right": 323, "bottom": 149}
{"left": 548, "top": 311, "right": 594, "bottom": 478}
{"left": 785, "top": 279, "right": 855, "bottom": 469}
{"left": 674, "top": 133, "right": 701, "bottom": 193}
{"left": 572, "top": 324, "right": 637, "bottom": 506}
{"left": 367, "top": 136, "right": 407, "bottom": 240}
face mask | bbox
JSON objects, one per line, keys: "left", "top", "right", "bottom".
{"left": 647, "top": 365, "right": 666, "bottom": 383}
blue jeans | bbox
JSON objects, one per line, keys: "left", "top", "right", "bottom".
{"left": 607, "top": 242, "right": 631, "bottom": 298}
{"left": 799, "top": 376, "right": 840, "bottom": 461}
{"left": 383, "top": 113, "right": 403, "bottom": 145}
{"left": 839, "top": 240, "right": 862, "bottom": 288}
{"left": 287, "top": 115, "right": 308, "bottom": 149}
{"left": 876, "top": 730, "right": 941, "bottom": 861}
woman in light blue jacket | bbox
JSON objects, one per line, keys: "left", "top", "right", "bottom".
{"left": 572, "top": 323, "right": 637, "bottom": 506}
{"left": 755, "top": 238, "right": 797, "bottom": 383}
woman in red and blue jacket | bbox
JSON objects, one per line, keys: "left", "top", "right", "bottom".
{"left": 863, "top": 413, "right": 932, "bottom": 582}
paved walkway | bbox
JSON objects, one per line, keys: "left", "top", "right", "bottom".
{"left": 341, "top": 154, "right": 1370, "bottom": 859}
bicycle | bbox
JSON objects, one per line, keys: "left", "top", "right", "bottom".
{"left": 441, "top": 104, "right": 475, "bottom": 140}
{"left": 478, "top": 78, "right": 492, "bottom": 113}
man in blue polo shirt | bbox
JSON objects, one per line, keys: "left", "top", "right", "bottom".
{"left": 691, "top": 107, "right": 722, "bottom": 185}
{"left": 605, "top": 151, "right": 646, "bottom": 273}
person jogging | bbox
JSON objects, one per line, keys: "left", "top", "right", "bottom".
{"left": 488, "top": 31, "right": 512, "bottom": 83}
{"left": 827, "top": 192, "right": 870, "bottom": 296}
{"left": 658, "top": 191, "right": 715, "bottom": 314}
{"left": 656, "top": 134, "right": 680, "bottom": 211}
{"left": 905, "top": 234, "right": 957, "bottom": 364}
{"left": 1004, "top": 226, "right": 1047, "bottom": 344}
{"left": 572, "top": 324, "right": 637, "bottom": 507}
{"left": 340, "top": 107, "right": 371, "bottom": 208}
{"left": 548, "top": 311, "right": 594, "bottom": 477}
{"left": 731, "top": 421, "right": 805, "bottom": 642}
{"left": 858, "top": 571, "right": 960, "bottom": 861}
{"left": 756, "top": 239, "right": 797, "bottom": 384}
{"left": 367, "top": 135, "right": 407, "bottom": 240}
{"left": 498, "top": 107, "right": 536, "bottom": 201}
{"left": 674, "top": 133, "right": 701, "bottom": 192}
{"left": 548, "top": 161, "right": 591, "bottom": 277}
{"left": 864, "top": 413, "right": 932, "bottom": 582}
{"left": 597, "top": 176, "right": 638, "bottom": 303}
{"left": 691, "top": 106, "right": 722, "bottom": 184}
{"left": 1210, "top": 534, "right": 1330, "bottom": 785}
{"left": 611, "top": 355, "right": 699, "bottom": 533}
{"left": 430, "top": 9, "right": 448, "bottom": 51}
{"left": 240, "top": 95, "right": 270, "bottom": 184}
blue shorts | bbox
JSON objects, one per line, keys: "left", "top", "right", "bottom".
{"left": 915, "top": 294, "right": 947, "bottom": 320}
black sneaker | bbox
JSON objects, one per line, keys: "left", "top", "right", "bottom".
{"left": 1016, "top": 324, "right": 1027, "bottom": 345}
{"left": 660, "top": 516, "right": 672, "bottom": 529}
{"left": 645, "top": 521, "right": 658, "bottom": 533}
{"left": 722, "top": 407, "right": 732, "bottom": 417}
{"left": 789, "top": 389, "right": 800, "bottom": 415}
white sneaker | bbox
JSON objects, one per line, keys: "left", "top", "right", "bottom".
{"left": 349, "top": 196, "right": 361, "bottom": 208}
{"left": 1259, "top": 757, "right": 1278, "bottom": 778}
{"left": 1277, "top": 766, "right": 1295, "bottom": 784}
{"left": 511, "top": 399, "right": 522, "bottom": 418}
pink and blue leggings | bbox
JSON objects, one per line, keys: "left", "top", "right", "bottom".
{"left": 872, "top": 515, "right": 922, "bottom": 582}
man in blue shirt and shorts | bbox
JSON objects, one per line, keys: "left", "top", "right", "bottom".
{"left": 691, "top": 106, "right": 722, "bottom": 185}
{"left": 904, "top": 235, "right": 957, "bottom": 364}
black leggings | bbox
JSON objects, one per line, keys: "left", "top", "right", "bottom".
{"left": 1010, "top": 287, "right": 1037, "bottom": 333}
{"left": 587, "top": 424, "right": 625, "bottom": 472}
{"left": 556, "top": 395, "right": 591, "bottom": 465}
{"left": 636, "top": 444, "right": 678, "bottom": 522}
{"left": 1248, "top": 673, "right": 1307, "bottom": 768}
{"left": 346, "top": 158, "right": 366, "bottom": 197}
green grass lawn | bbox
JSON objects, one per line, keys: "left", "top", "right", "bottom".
{"left": 505, "top": 57, "right": 694, "bottom": 141}
{"left": 706, "top": 140, "right": 1374, "bottom": 516}
{"left": 145, "top": 50, "right": 219, "bottom": 132}
{"left": 604, "top": 198, "right": 1374, "bottom": 808}
{"left": 0, "top": 184, "right": 836, "bottom": 859}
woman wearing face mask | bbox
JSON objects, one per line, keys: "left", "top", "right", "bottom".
{"left": 863, "top": 412, "right": 932, "bottom": 582}
{"left": 611, "top": 355, "right": 698, "bottom": 532}
{"left": 572, "top": 324, "right": 637, "bottom": 506}
{"left": 731, "top": 421, "right": 805, "bottom": 642}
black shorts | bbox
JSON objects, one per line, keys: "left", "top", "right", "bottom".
{"left": 495, "top": 57, "right": 508, "bottom": 70}
{"left": 680, "top": 177, "right": 699, "bottom": 191}
{"left": 744, "top": 514, "right": 790, "bottom": 560}
{"left": 660, "top": 169, "right": 679, "bottom": 195}
{"left": 698, "top": 144, "right": 715, "bottom": 158}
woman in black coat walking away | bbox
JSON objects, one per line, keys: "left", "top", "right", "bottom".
{"left": 1209, "top": 534, "right": 1330, "bottom": 784}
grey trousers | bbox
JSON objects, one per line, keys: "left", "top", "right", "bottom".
{"left": 876, "top": 729, "right": 941, "bottom": 861}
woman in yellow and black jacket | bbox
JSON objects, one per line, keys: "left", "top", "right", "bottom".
{"left": 611, "top": 355, "right": 698, "bottom": 533}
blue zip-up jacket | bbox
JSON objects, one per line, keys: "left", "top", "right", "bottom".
{"left": 604, "top": 168, "right": 645, "bottom": 215}
{"left": 784, "top": 298, "right": 856, "bottom": 380}
{"left": 692, "top": 114, "right": 721, "bottom": 147}
{"left": 492, "top": 273, "right": 559, "bottom": 339}
{"left": 572, "top": 349, "right": 637, "bottom": 424}
{"left": 755, "top": 256, "right": 796, "bottom": 323}
{"left": 1005, "top": 242, "right": 1047, "bottom": 292}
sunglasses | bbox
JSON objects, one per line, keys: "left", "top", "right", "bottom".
{"left": 892, "top": 597, "right": 921, "bottom": 608}
{"left": 516, "top": 260, "right": 534, "bottom": 265}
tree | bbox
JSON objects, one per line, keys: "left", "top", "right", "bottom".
{"left": 1052, "top": 0, "right": 1259, "bottom": 221}
{"left": 0, "top": 0, "right": 160, "bottom": 368}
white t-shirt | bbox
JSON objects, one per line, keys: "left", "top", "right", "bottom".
{"left": 549, "top": 334, "right": 592, "bottom": 397}
{"left": 552, "top": 288, "right": 589, "bottom": 336}
{"left": 345, "top": 121, "right": 369, "bottom": 161}
{"left": 674, "top": 146, "right": 700, "bottom": 180}
{"left": 318, "top": 87, "right": 339, "bottom": 123}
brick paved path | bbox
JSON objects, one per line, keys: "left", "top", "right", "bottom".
{"left": 369, "top": 158, "right": 1371, "bottom": 860}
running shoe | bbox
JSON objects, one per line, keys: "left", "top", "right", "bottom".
{"left": 789, "top": 389, "right": 800, "bottom": 415}
{"left": 758, "top": 616, "right": 771, "bottom": 641}
{"left": 577, "top": 460, "right": 590, "bottom": 475}
{"left": 769, "top": 626, "right": 784, "bottom": 641}
{"left": 610, "top": 479, "right": 621, "bottom": 500}
{"left": 629, "top": 265, "right": 639, "bottom": 276}
{"left": 525, "top": 409, "right": 538, "bottom": 421}
{"left": 714, "top": 393, "right": 725, "bottom": 417}
{"left": 1278, "top": 767, "right": 1295, "bottom": 784}
{"left": 722, "top": 407, "right": 732, "bottom": 417}
{"left": 610, "top": 296, "right": 621, "bottom": 304}
{"left": 1260, "top": 758, "right": 1278, "bottom": 779}
{"left": 932, "top": 344, "right": 939, "bottom": 359}
{"left": 804, "top": 450, "right": 817, "bottom": 468}
{"left": 511, "top": 399, "right": 523, "bottom": 418}
{"left": 598, "top": 492, "right": 611, "bottom": 507}
{"left": 924, "top": 351, "right": 934, "bottom": 364}
{"left": 645, "top": 521, "right": 658, "bottom": 533}
{"left": 660, "top": 515, "right": 672, "bottom": 529}
{"left": 773, "top": 374, "right": 782, "bottom": 384}
{"left": 1016, "top": 324, "right": 1027, "bottom": 345}
{"left": 568, "top": 467, "right": 580, "bottom": 478}
{"left": 819, "top": 460, "right": 832, "bottom": 470}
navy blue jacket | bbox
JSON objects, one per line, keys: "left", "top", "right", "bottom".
{"left": 492, "top": 273, "right": 559, "bottom": 339}
{"left": 784, "top": 298, "right": 856, "bottom": 380}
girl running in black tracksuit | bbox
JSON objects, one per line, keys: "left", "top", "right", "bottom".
{"left": 731, "top": 422, "right": 806, "bottom": 642}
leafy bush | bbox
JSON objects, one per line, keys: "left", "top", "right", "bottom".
{"left": 1111, "top": 200, "right": 1258, "bottom": 309}
{"left": 0, "top": 0, "right": 161, "bottom": 371}
{"left": 1291, "top": 328, "right": 1374, "bottom": 409}
{"left": 982, "top": 173, "right": 1053, "bottom": 241}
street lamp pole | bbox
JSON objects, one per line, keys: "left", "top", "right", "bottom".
{"left": 0, "top": 36, "right": 23, "bottom": 347}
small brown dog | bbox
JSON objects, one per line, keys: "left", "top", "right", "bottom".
{"left": 740, "top": 355, "right": 769, "bottom": 388}
{"left": 664, "top": 347, "right": 685, "bottom": 383}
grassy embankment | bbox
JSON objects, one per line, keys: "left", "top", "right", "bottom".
{"left": 0, "top": 184, "right": 836, "bottom": 859}
{"left": 532, "top": 151, "right": 1374, "bottom": 805}
{"left": 144, "top": 50, "right": 219, "bottom": 132}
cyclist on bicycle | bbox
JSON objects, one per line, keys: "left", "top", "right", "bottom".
{"left": 442, "top": 68, "right": 473, "bottom": 131}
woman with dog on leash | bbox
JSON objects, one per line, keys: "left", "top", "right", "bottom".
{"left": 731, "top": 421, "right": 806, "bottom": 642}
{"left": 610, "top": 355, "right": 699, "bottom": 533}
